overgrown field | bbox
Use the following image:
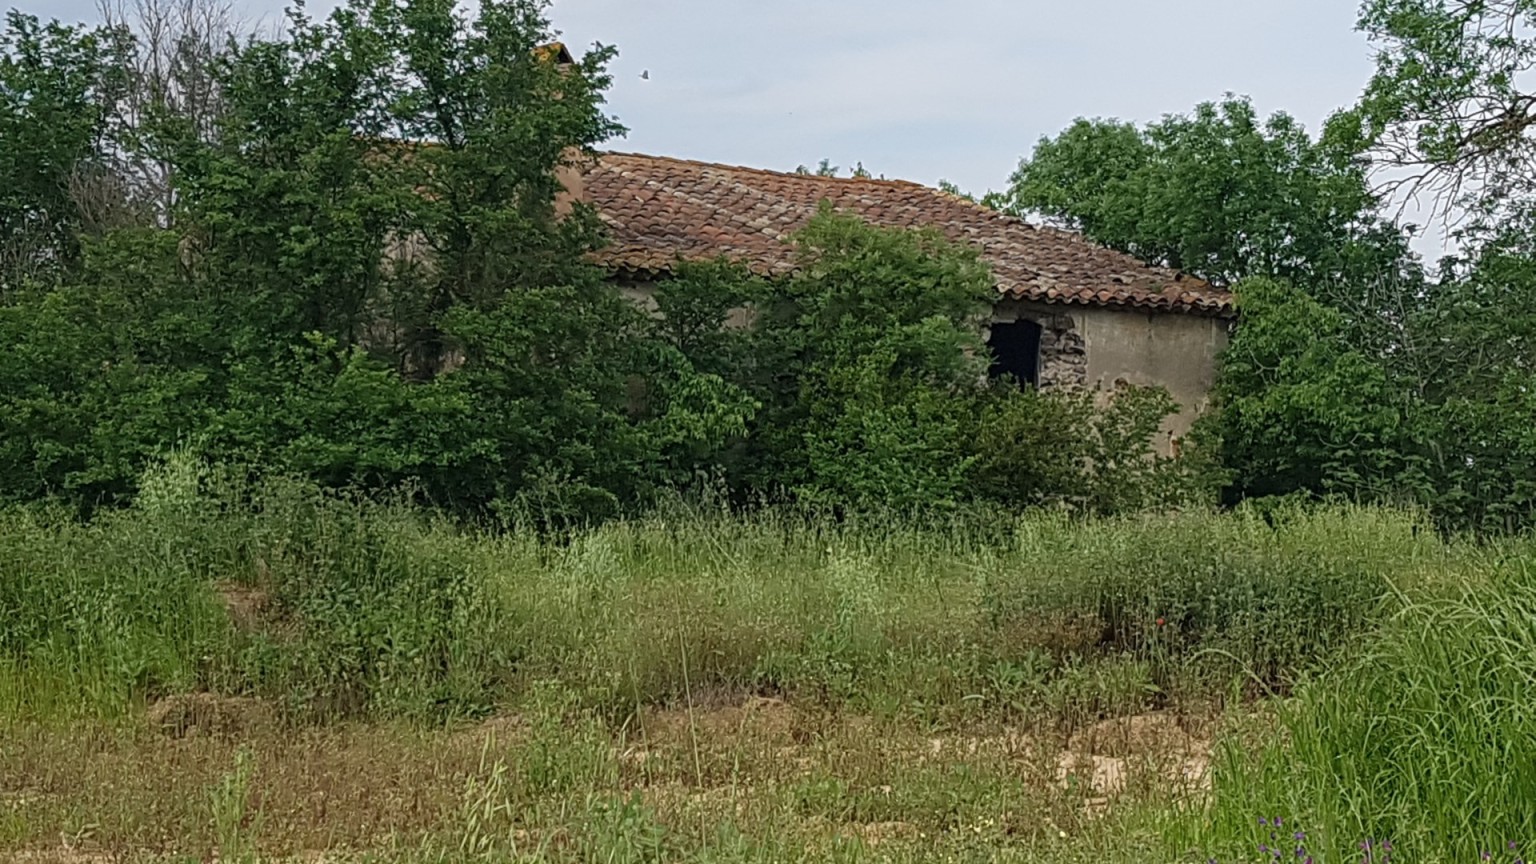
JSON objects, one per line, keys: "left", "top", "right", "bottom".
{"left": 2, "top": 467, "right": 1532, "bottom": 862}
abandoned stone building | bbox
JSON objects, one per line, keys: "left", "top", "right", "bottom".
{"left": 564, "top": 151, "right": 1236, "bottom": 445}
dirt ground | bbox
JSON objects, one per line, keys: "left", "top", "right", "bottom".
{"left": 0, "top": 695, "right": 1216, "bottom": 862}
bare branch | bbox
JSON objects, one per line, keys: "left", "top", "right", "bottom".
{"left": 96, "top": 0, "right": 245, "bottom": 226}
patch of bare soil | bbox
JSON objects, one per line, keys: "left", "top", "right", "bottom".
{"left": 146, "top": 692, "right": 278, "bottom": 740}
{"left": 1055, "top": 711, "right": 1214, "bottom": 804}
{"left": 639, "top": 694, "right": 797, "bottom": 744}
{"left": 215, "top": 579, "right": 271, "bottom": 631}
{"left": 1055, "top": 750, "right": 1131, "bottom": 796}
{"left": 923, "top": 728, "right": 1035, "bottom": 762}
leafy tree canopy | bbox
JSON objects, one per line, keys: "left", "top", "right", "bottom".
{"left": 1005, "top": 96, "right": 1416, "bottom": 289}
{"left": 1341, "top": 0, "right": 1536, "bottom": 218}
{"left": 0, "top": 12, "right": 133, "bottom": 289}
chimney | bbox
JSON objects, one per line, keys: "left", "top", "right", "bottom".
{"left": 555, "top": 149, "right": 589, "bottom": 218}
{"left": 538, "top": 42, "right": 588, "bottom": 218}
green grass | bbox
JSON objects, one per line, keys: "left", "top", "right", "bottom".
{"left": 1185, "top": 541, "right": 1536, "bottom": 863}
{"left": 0, "top": 458, "right": 1527, "bottom": 862}
{"left": 0, "top": 465, "right": 1450, "bottom": 726}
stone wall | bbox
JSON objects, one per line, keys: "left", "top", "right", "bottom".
{"left": 985, "top": 302, "right": 1088, "bottom": 389}
{"left": 1038, "top": 313, "right": 1087, "bottom": 389}
{"left": 994, "top": 298, "right": 1231, "bottom": 448}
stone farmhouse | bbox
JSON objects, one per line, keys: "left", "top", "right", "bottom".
{"left": 563, "top": 150, "right": 1235, "bottom": 445}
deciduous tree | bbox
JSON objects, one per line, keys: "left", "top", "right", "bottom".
{"left": 1006, "top": 97, "right": 1415, "bottom": 290}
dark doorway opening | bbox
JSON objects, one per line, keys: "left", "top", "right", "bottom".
{"left": 988, "top": 320, "right": 1042, "bottom": 388}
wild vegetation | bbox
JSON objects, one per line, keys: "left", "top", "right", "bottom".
{"left": 1006, "top": 87, "right": 1536, "bottom": 535}
{"left": 5, "top": 0, "right": 1536, "bottom": 861}
{"left": 0, "top": 0, "right": 1201, "bottom": 523}
{"left": 4, "top": 460, "right": 1524, "bottom": 862}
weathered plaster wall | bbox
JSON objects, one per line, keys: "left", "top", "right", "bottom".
{"left": 1080, "top": 306, "right": 1229, "bottom": 444}
{"left": 623, "top": 282, "right": 1228, "bottom": 450}
{"left": 994, "top": 299, "right": 1230, "bottom": 447}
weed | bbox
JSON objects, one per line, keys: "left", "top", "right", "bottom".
{"left": 0, "top": 472, "right": 1514, "bottom": 863}
{"left": 1190, "top": 544, "right": 1536, "bottom": 863}
{"left": 208, "top": 745, "right": 261, "bottom": 863}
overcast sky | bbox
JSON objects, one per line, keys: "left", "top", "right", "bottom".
{"left": 32, "top": 0, "right": 1378, "bottom": 195}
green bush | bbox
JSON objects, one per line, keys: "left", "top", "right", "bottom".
{"left": 645, "top": 214, "right": 1205, "bottom": 516}
{"left": 973, "top": 384, "right": 1215, "bottom": 515}
{"left": 735, "top": 207, "right": 996, "bottom": 508}
{"left": 1210, "top": 278, "right": 1420, "bottom": 506}
{"left": 981, "top": 505, "right": 1443, "bottom": 692}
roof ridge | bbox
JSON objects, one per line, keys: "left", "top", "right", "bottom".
{"left": 585, "top": 150, "right": 1232, "bottom": 313}
{"left": 919, "top": 186, "right": 1212, "bottom": 287}
{"left": 599, "top": 150, "right": 931, "bottom": 190}
{"left": 923, "top": 185, "right": 1038, "bottom": 230}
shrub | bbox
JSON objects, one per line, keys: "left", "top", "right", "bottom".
{"left": 649, "top": 213, "right": 1201, "bottom": 515}
{"left": 737, "top": 207, "right": 994, "bottom": 508}
{"left": 972, "top": 384, "right": 1216, "bottom": 515}
{"left": 1210, "top": 278, "right": 1420, "bottom": 505}
{"left": 980, "top": 506, "right": 1442, "bottom": 693}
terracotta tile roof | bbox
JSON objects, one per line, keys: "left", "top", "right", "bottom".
{"left": 582, "top": 152, "right": 1234, "bottom": 316}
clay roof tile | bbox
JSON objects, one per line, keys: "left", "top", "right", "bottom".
{"left": 583, "top": 152, "right": 1234, "bottom": 315}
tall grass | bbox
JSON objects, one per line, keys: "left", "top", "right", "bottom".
{"left": 1190, "top": 541, "right": 1536, "bottom": 863}
{"left": 0, "top": 457, "right": 1456, "bottom": 730}
{"left": 5, "top": 458, "right": 1531, "bottom": 861}
{"left": 0, "top": 506, "right": 231, "bottom": 721}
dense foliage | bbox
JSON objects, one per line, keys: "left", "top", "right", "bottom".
{"left": 0, "top": 0, "right": 1194, "bottom": 521}
{"left": 7, "top": 0, "right": 1535, "bottom": 532}
{"left": 1006, "top": 77, "right": 1536, "bottom": 531}
{"left": 1005, "top": 96, "right": 1415, "bottom": 289}
{"left": 0, "top": 11, "right": 132, "bottom": 290}
{"left": 3, "top": 0, "right": 716, "bottom": 517}
{"left": 650, "top": 211, "right": 1202, "bottom": 514}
